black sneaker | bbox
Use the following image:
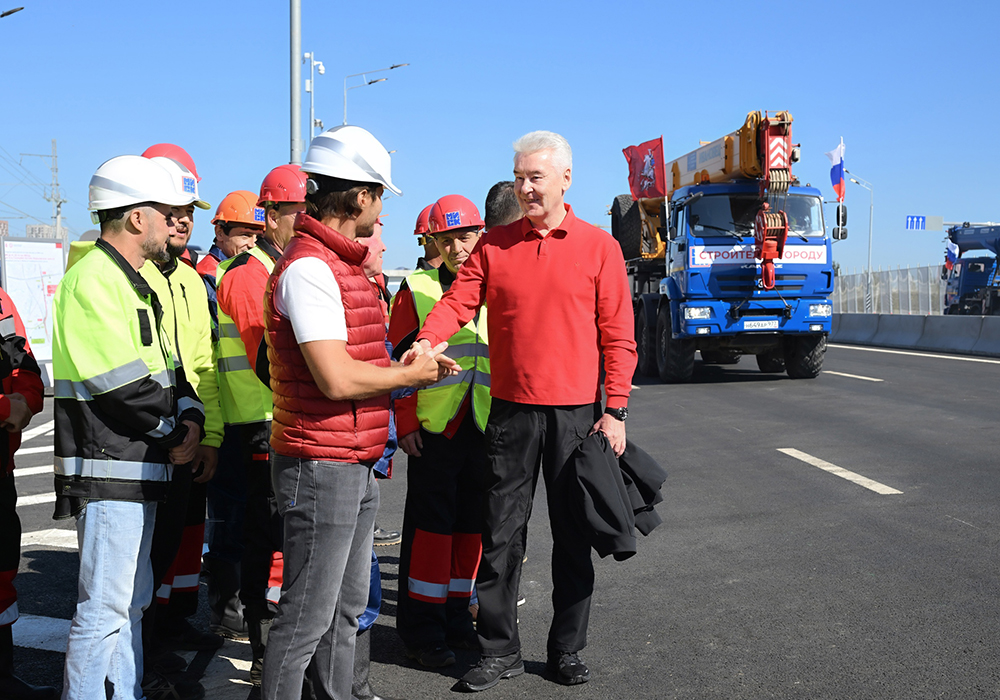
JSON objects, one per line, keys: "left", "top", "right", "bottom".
{"left": 546, "top": 650, "right": 591, "bottom": 685}
{"left": 209, "top": 619, "right": 249, "bottom": 641}
{"left": 457, "top": 653, "right": 524, "bottom": 692}
{"left": 405, "top": 643, "right": 456, "bottom": 668}
{"left": 373, "top": 524, "right": 401, "bottom": 546}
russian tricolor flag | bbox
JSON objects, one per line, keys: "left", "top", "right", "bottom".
{"left": 945, "top": 240, "right": 959, "bottom": 270}
{"left": 825, "top": 138, "right": 845, "bottom": 203}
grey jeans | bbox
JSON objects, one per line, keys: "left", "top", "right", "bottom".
{"left": 262, "top": 455, "right": 378, "bottom": 700}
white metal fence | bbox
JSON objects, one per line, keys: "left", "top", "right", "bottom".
{"left": 832, "top": 265, "right": 946, "bottom": 315}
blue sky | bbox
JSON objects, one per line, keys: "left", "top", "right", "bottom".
{"left": 1, "top": 0, "right": 997, "bottom": 271}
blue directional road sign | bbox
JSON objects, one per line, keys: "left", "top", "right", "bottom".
{"left": 906, "top": 215, "right": 926, "bottom": 230}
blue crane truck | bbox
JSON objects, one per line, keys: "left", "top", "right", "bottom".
{"left": 612, "top": 111, "right": 843, "bottom": 382}
{"left": 942, "top": 224, "right": 1000, "bottom": 315}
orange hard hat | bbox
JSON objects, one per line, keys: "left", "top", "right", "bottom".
{"left": 429, "top": 195, "right": 485, "bottom": 235}
{"left": 258, "top": 164, "right": 308, "bottom": 206}
{"left": 212, "top": 190, "right": 266, "bottom": 229}
{"left": 142, "top": 143, "right": 201, "bottom": 182}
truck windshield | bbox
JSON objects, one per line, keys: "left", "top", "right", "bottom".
{"left": 688, "top": 194, "right": 825, "bottom": 238}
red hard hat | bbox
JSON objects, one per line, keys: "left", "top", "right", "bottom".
{"left": 212, "top": 190, "right": 266, "bottom": 229}
{"left": 428, "top": 195, "right": 485, "bottom": 235}
{"left": 142, "top": 143, "right": 201, "bottom": 182}
{"left": 258, "top": 164, "right": 308, "bottom": 206}
{"left": 414, "top": 204, "right": 433, "bottom": 237}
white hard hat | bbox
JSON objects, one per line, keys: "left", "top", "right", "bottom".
{"left": 302, "top": 125, "right": 402, "bottom": 196}
{"left": 89, "top": 155, "right": 195, "bottom": 222}
{"left": 148, "top": 156, "right": 211, "bottom": 210}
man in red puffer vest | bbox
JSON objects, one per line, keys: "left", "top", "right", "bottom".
{"left": 260, "top": 125, "right": 457, "bottom": 700}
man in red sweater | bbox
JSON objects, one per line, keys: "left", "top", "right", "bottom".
{"left": 0, "top": 289, "right": 49, "bottom": 699}
{"left": 414, "top": 131, "right": 638, "bottom": 691}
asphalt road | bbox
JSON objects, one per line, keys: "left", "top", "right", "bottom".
{"left": 12, "top": 343, "right": 1000, "bottom": 699}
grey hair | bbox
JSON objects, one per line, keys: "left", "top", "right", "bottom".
{"left": 512, "top": 131, "right": 572, "bottom": 171}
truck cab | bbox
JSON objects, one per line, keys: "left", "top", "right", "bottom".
{"left": 627, "top": 182, "right": 834, "bottom": 382}
{"left": 617, "top": 110, "right": 836, "bottom": 382}
{"left": 943, "top": 256, "right": 998, "bottom": 315}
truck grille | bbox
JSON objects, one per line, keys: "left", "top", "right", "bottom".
{"left": 714, "top": 271, "right": 806, "bottom": 294}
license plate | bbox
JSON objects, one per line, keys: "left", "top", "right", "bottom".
{"left": 744, "top": 319, "right": 779, "bottom": 330}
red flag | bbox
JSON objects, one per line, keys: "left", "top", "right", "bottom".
{"left": 623, "top": 137, "right": 667, "bottom": 200}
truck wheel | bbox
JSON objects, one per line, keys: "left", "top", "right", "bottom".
{"left": 656, "top": 305, "right": 694, "bottom": 383}
{"left": 611, "top": 194, "right": 642, "bottom": 260}
{"left": 702, "top": 349, "right": 740, "bottom": 365}
{"left": 783, "top": 334, "right": 826, "bottom": 379}
{"left": 756, "top": 346, "right": 786, "bottom": 373}
{"left": 635, "top": 306, "right": 657, "bottom": 377}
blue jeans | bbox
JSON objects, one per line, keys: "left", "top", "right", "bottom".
{"left": 62, "top": 500, "right": 156, "bottom": 700}
{"left": 262, "top": 455, "right": 378, "bottom": 700}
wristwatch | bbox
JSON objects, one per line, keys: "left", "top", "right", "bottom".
{"left": 604, "top": 406, "right": 628, "bottom": 422}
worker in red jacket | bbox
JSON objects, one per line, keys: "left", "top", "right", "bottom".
{"left": 196, "top": 191, "right": 261, "bottom": 325}
{"left": 0, "top": 288, "right": 50, "bottom": 699}
{"left": 215, "top": 165, "right": 305, "bottom": 686}
{"left": 388, "top": 194, "right": 489, "bottom": 669}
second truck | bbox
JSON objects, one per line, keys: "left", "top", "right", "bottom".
{"left": 612, "top": 111, "right": 841, "bottom": 382}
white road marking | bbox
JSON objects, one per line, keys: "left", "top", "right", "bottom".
{"left": 829, "top": 343, "right": 1000, "bottom": 365}
{"left": 21, "top": 528, "right": 76, "bottom": 549}
{"left": 12, "top": 614, "right": 70, "bottom": 653}
{"left": 14, "top": 465, "right": 50, "bottom": 477}
{"left": 15, "top": 613, "right": 253, "bottom": 699}
{"left": 17, "top": 445, "right": 53, "bottom": 456}
{"left": 777, "top": 448, "right": 903, "bottom": 495}
{"left": 944, "top": 515, "right": 980, "bottom": 529}
{"left": 824, "top": 370, "right": 884, "bottom": 382}
{"left": 20, "top": 421, "right": 55, "bottom": 442}
{"left": 17, "top": 492, "right": 55, "bottom": 507}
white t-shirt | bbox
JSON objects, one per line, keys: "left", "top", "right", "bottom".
{"left": 274, "top": 257, "right": 348, "bottom": 343}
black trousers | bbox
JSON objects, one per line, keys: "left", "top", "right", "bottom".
{"left": 476, "top": 399, "right": 600, "bottom": 657}
{"left": 396, "top": 412, "right": 486, "bottom": 649}
{"left": 0, "top": 474, "right": 20, "bottom": 629}
{"left": 142, "top": 459, "right": 193, "bottom": 660}
{"left": 239, "top": 421, "right": 282, "bottom": 623}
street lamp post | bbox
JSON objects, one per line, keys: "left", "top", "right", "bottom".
{"left": 342, "top": 63, "right": 409, "bottom": 125}
{"left": 846, "top": 169, "right": 874, "bottom": 313}
{"left": 303, "top": 52, "right": 326, "bottom": 140}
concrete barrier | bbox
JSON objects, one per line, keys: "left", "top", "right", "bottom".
{"left": 831, "top": 313, "right": 878, "bottom": 344}
{"left": 916, "top": 315, "right": 983, "bottom": 354}
{"left": 870, "top": 314, "right": 926, "bottom": 349}
{"left": 831, "top": 313, "right": 1000, "bottom": 357}
{"left": 972, "top": 316, "right": 1000, "bottom": 356}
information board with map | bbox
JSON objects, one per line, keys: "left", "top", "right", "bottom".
{"left": 0, "top": 238, "right": 65, "bottom": 367}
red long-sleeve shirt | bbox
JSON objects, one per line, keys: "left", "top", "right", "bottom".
{"left": 417, "top": 205, "right": 636, "bottom": 409}
{"left": 0, "top": 288, "right": 44, "bottom": 474}
{"left": 217, "top": 239, "right": 281, "bottom": 368}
